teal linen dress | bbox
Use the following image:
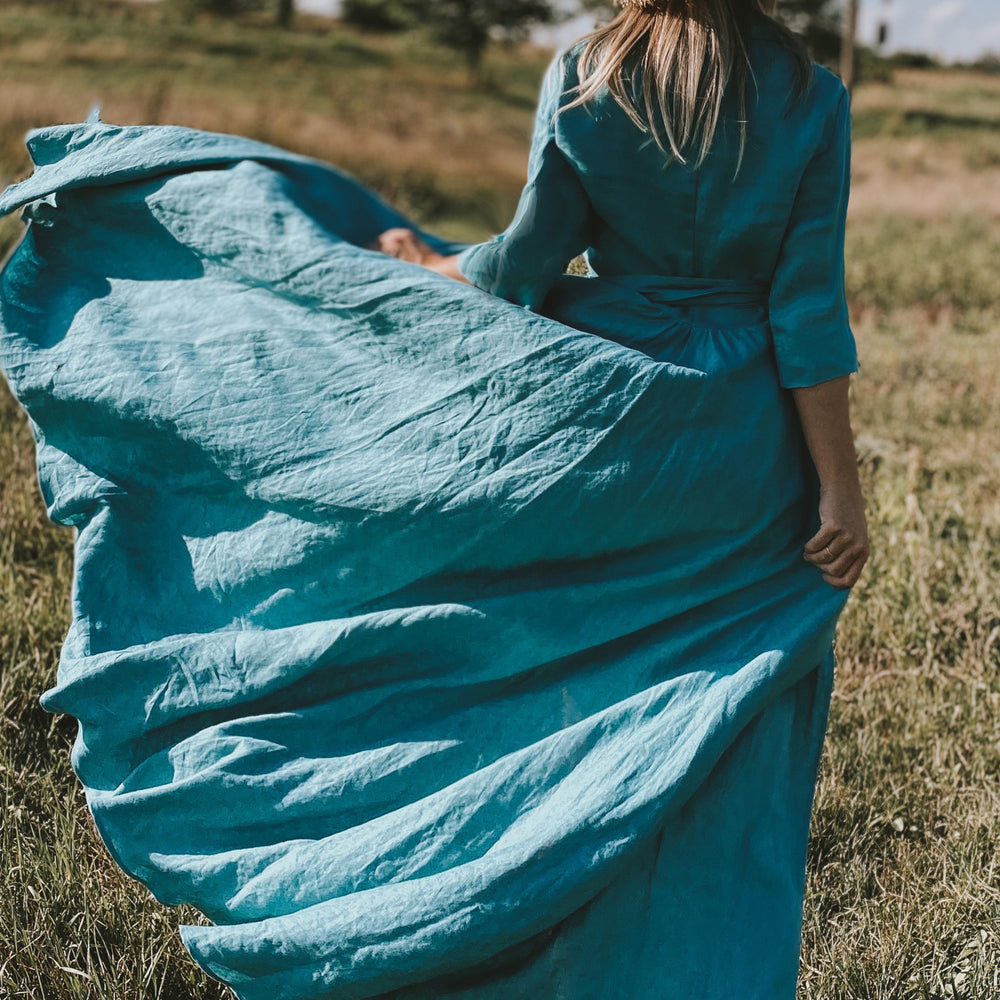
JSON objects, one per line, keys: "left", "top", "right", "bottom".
{"left": 0, "top": 13, "right": 856, "bottom": 1000}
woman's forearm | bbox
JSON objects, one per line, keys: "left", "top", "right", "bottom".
{"left": 373, "top": 229, "right": 469, "bottom": 284}
{"left": 791, "top": 375, "right": 870, "bottom": 589}
{"left": 790, "top": 375, "right": 860, "bottom": 492}
{"left": 427, "top": 254, "right": 469, "bottom": 284}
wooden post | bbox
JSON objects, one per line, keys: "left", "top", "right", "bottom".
{"left": 840, "top": 0, "right": 860, "bottom": 93}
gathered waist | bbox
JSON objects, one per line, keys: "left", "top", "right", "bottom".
{"left": 567, "top": 273, "right": 771, "bottom": 331}
{"left": 600, "top": 273, "right": 769, "bottom": 310}
{"left": 544, "top": 272, "right": 771, "bottom": 341}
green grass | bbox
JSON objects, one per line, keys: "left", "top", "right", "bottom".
{"left": 3, "top": 3, "right": 1000, "bottom": 997}
{"left": 847, "top": 216, "right": 1000, "bottom": 313}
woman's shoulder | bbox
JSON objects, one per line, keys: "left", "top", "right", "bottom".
{"left": 550, "top": 40, "right": 586, "bottom": 89}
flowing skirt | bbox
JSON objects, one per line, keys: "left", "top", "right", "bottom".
{"left": 0, "top": 121, "right": 847, "bottom": 1000}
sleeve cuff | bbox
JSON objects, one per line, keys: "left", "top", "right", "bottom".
{"left": 774, "top": 328, "right": 859, "bottom": 388}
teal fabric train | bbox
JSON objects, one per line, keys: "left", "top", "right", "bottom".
{"left": 0, "top": 28, "right": 854, "bottom": 1000}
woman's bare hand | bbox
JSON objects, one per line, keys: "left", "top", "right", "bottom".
{"left": 372, "top": 228, "right": 442, "bottom": 267}
{"left": 803, "top": 484, "right": 870, "bottom": 589}
{"left": 790, "top": 376, "right": 869, "bottom": 590}
{"left": 371, "top": 228, "right": 469, "bottom": 284}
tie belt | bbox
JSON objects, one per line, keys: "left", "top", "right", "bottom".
{"left": 600, "top": 274, "right": 770, "bottom": 309}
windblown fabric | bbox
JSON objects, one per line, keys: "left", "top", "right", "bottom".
{"left": 1, "top": 119, "right": 847, "bottom": 1000}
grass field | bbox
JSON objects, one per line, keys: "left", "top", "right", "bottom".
{"left": 2, "top": 3, "right": 1000, "bottom": 997}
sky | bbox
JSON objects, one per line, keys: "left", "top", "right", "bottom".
{"left": 294, "top": 0, "right": 1000, "bottom": 61}
{"left": 858, "top": 0, "right": 1000, "bottom": 60}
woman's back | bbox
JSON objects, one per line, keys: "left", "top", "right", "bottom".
{"left": 555, "top": 17, "right": 849, "bottom": 285}
{"left": 458, "top": 12, "right": 855, "bottom": 389}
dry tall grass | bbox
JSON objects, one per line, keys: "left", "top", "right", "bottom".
{"left": 0, "top": 1, "right": 549, "bottom": 244}
{"left": 2, "top": 3, "right": 999, "bottom": 998}
{"left": 800, "top": 66, "right": 1000, "bottom": 998}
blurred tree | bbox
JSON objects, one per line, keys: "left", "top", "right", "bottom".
{"left": 343, "top": 0, "right": 564, "bottom": 69}
{"left": 341, "top": 0, "right": 414, "bottom": 31}
{"left": 774, "top": 0, "right": 842, "bottom": 67}
{"left": 172, "top": 0, "right": 299, "bottom": 22}
{"left": 431, "top": 0, "right": 562, "bottom": 69}
{"left": 171, "top": 0, "right": 265, "bottom": 17}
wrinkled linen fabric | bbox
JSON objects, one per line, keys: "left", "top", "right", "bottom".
{"left": 0, "top": 27, "right": 853, "bottom": 999}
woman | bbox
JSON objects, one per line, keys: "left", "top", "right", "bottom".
{"left": 0, "top": 0, "right": 866, "bottom": 998}
{"left": 380, "top": 0, "right": 868, "bottom": 594}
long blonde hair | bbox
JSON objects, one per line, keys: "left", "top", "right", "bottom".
{"left": 567, "top": 0, "right": 812, "bottom": 168}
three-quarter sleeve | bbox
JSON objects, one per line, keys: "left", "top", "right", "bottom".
{"left": 457, "top": 55, "right": 592, "bottom": 311}
{"left": 768, "top": 88, "right": 858, "bottom": 388}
